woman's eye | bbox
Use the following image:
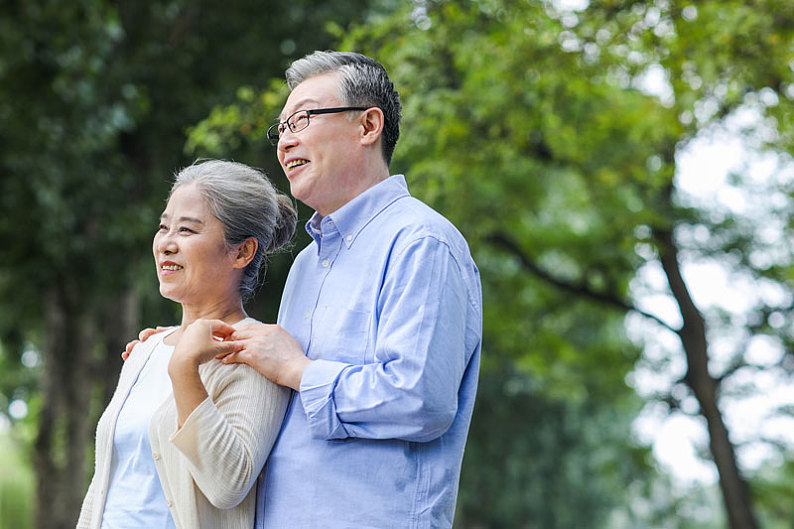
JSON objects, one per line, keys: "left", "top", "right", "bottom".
{"left": 158, "top": 224, "right": 168, "bottom": 231}
{"left": 179, "top": 227, "right": 195, "bottom": 234}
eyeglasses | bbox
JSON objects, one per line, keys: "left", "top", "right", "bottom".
{"left": 266, "top": 106, "right": 369, "bottom": 146}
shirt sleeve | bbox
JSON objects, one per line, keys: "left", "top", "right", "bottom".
{"left": 300, "top": 235, "right": 475, "bottom": 443}
{"left": 168, "top": 363, "right": 290, "bottom": 509}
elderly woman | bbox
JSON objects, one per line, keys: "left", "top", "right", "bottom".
{"left": 77, "top": 160, "right": 297, "bottom": 529}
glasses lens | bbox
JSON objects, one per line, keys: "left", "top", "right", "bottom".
{"left": 290, "top": 113, "right": 310, "bottom": 133}
{"left": 266, "top": 123, "right": 280, "bottom": 145}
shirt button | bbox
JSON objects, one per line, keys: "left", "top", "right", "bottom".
{"left": 166, "top": 499, "right": 173, "bottom": 507}
{"left": 346, "top": 235, "right": 353, "bottom": 243}
{"left": 152, "top": 451, "right": 161, "bottom": 461}
{"left": 304, "top": 312, "right": 311, "bottom": 319}
{"left": 321, "top": 259, "right": 330, "bottom": 268}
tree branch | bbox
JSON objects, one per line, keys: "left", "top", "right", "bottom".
{"left": 487, "top": 231, "right": 679, "bottom": 333}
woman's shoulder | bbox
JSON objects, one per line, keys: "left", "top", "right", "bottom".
{"left": 122, "top": 329, "right": 170, "bottom": 370}
{"left": 234, "top": 316, "right": 260, "bottom": 327}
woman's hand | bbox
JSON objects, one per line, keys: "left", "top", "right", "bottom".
{"left": 171, "top": 319, "right": 240, "bottom": 369}
{"left": 168, "top": 319, "right": 242, "bottom": 427}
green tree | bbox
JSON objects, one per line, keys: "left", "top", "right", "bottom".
{"left": 0, "top": 1, "right": 385, "bottom": 527}
{"left": 339, "top": 1, "right": 794, "bottom": 527}
{"left": 188, "top": 2, "right": 663, "bottom": 526}
{"left": 184, "top": 0, "right": 794, "bottom": 526}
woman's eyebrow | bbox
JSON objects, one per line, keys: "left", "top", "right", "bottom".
{"left": 160, "top": 213, "right": 204, "bottom": 224}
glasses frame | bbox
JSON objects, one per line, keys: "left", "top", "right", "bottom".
{"left": 266, "top": 106, "right": 370, "bottom": 146}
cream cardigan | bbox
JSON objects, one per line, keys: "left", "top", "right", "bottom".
{"left": 77, "top": 324, "right": 289, "bottom": 529}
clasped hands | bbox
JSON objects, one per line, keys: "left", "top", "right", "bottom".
{"left": 123, "top": 320, "right": 310, "bottom": 391}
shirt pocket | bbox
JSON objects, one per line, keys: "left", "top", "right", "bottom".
{"left": 311, "top": 305, "right": 372, "bottom": 364}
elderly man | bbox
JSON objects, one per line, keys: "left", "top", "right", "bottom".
{"left": 227, "top": 50, "right": 482, "bottom": 528}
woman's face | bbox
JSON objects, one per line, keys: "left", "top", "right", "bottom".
{"left": 152, "top": 183, "right": 239, "bottom": 305}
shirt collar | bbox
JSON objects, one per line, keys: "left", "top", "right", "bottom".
{"left": 304, "top": 175, "right": 410, "bottom": 248}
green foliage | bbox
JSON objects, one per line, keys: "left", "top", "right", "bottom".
{"left": 337, "top": 0, "right": 794, "bottom": 525}
{"left": 0, "top": 432, "right": 34, "bottom": 529}
{"left": 753, "top": 456, "right": 794, "bottom": 528}
{"left": 0, "top": 0, "right": 385, "bottom": 403}
{"left": 458, "top": 367, "right": 651, "bottom": 528}
{"left": 338, "top": 0, "right": 666, "bottom": 384}
{"left": 341, "top": 1, "right": 671, "bottom": 524}
{"left": 4, "top": 0, "right": 794, "bottom": 526}
{"left": 0, "top": 0, "right": 391, "bottom": 525}
{"left": 185, "top": 0, "right": 674, "bottom": 524}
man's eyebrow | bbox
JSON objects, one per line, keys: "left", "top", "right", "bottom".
{"left": 160, "top": 213, "right": 204, "bottom": 224}
{"left": 280, "top": 98, "right": 322, "bottom": 120}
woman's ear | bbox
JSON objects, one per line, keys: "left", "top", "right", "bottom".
{"left": 233, "top": 238, "right": 258, "bottom": 269}
{"left": 359, "top": 107, "right": 385, "bottom": 147}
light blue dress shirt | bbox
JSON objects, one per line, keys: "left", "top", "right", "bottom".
{"left": 256, "top": 175, "right": 482, "bottom": 529}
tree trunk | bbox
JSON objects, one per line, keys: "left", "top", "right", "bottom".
{"left": 35, "top": 286, "right": 96, "bottom": 529}
{"left": 34, "top": 285, "right": 140, "bottom": 528}
{"left": 99, "top": 289, "right": 140, "bottom": 406}
{"left": 655, "top": 227, "right": 759, "bottom": 529}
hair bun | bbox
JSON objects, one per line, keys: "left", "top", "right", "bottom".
{"left": 267, "top": 193, "right": 298, "bottom": 253}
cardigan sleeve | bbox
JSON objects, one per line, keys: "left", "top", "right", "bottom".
{"left": 168, "top": 361, "right": 290, "bottom": 509}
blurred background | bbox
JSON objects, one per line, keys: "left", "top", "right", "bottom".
{"left": 2, "top": 1, "right": 794, "bottom": 528}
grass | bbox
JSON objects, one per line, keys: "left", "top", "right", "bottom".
{"left": 0, "top": 431, "right": 34, "bottom": 529}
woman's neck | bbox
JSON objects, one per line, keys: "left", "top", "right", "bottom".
{"left": 165, "top": 298, "right": 248, "bottom": 345}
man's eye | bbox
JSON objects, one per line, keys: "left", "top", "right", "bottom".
{"left": 158, "top": 224, "right": 168, "bottom": 231}
{"left": 179, "top": 227, "right": 196, "bottom": 234}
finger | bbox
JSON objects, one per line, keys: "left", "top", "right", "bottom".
{"left": 206, "top": 319, "right": 237, "bottom": 339}
{"left": 138, "top": 328, "right": 157, "bottom": 341}
{"left": 221, "top": 350, "right": 249, "bottom": 365}
{"left": 123, "top": 339, "right": 140, "bottom": 359}
{"left": 220, "top": 351, "right": 238, "bottom": 363}
{"left": 215, "top": 340, "right": 241, "bottom": 358}
{"left": 230, "top": 323, "right": 269, "bottom": 339}
{"left": 228, "top": 330, "right": 252, "bottom": 343}
{"left": 213, "top": 340, "right": 242, "bottom": 358}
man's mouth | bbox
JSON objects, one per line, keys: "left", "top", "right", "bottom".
{"left": 286, "top": 159, "right": 309, "bottom": 170}
{"left": 161, "top": 264, "right": 183, "bottom": 271}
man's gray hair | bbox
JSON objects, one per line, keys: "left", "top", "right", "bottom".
{"left": 286, "top": 50, "right": 401, "bottom": 166}
{"left": 171, "top": 159, "right": 297, "bottom": 301}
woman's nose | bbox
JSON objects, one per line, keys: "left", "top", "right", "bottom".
{"left": 156, "top": 232, "right": 178, "bottom": 254}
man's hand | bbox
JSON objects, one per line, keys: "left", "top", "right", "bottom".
{"left": 220, "top": 323, "right": 311, "bottom": 391}
{"left": 121, "top": 326, "right": 174, "bottom": 360}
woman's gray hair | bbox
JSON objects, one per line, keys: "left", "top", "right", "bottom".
{"left": 285, "top": 50, "right": 401, "bottom": 166}
{"left": 171, "top": 159, "right": 297, "bottom": 301}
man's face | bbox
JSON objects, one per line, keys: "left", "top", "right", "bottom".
{"left": 276, "top": 72, "right": 366, "bottom": 216}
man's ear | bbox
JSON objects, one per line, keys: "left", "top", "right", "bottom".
{"left": 359, "top": 107, "right": 385, "bottom": 147}
{"left": 233, "top": 237, "right": 258, "bottom": 269}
